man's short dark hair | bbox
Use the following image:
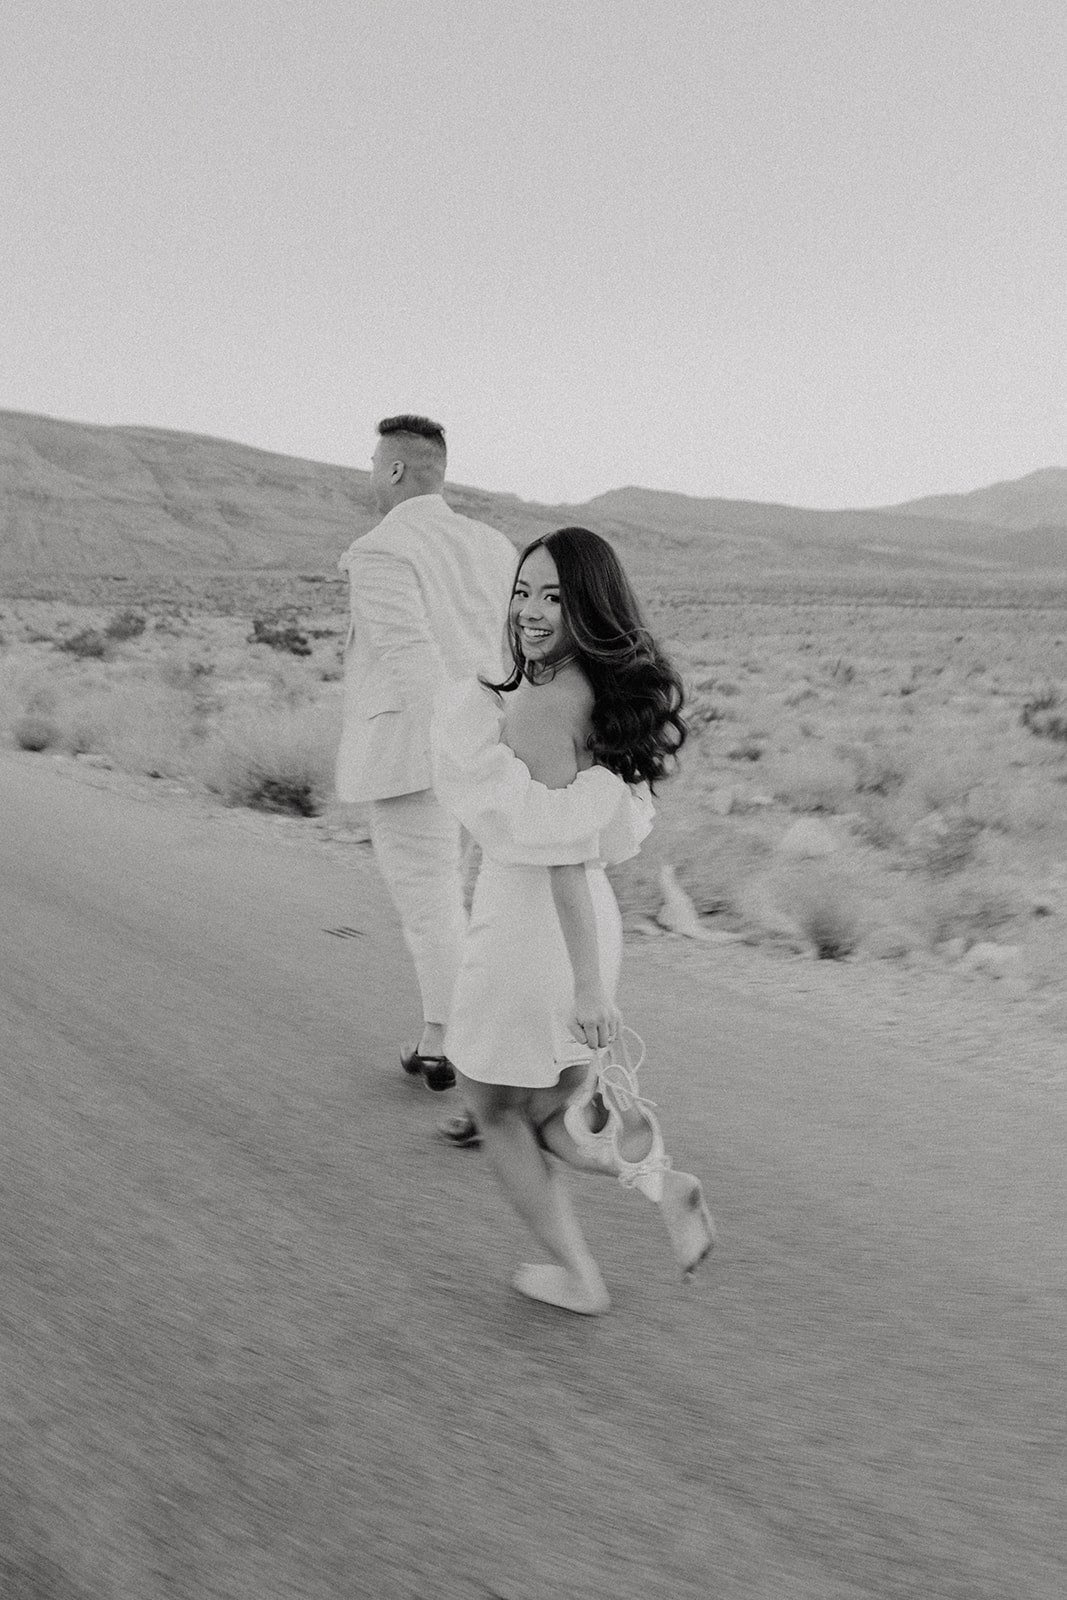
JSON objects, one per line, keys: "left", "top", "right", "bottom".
{"left": 377, "top": 414, "right": 446, "bottom": 455}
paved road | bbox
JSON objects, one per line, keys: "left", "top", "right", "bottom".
{"left": 1, "top": 752, "right": 1063, "bottom": 1600}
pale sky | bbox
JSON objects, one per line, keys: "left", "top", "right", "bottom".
{"left": 3, "top": 0, "right": 1064, "bottom": 508}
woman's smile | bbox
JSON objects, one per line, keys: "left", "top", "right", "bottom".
{"left": 519, "top": 619, "right": 556, "bottom": 654}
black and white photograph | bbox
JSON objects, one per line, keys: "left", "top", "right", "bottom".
{"left": 1, "top": 3, "right": 1064, "bottom": 1597}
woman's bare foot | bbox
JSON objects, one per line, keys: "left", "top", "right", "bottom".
{"left": 512, "top": 1263, "right": 611, "bottom": 1315}
{"left": 659, "top": 1171, "right": 716, "bottom": 1278}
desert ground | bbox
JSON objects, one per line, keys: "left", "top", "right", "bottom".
{"left": 2, "top": 568, "right": 1065, "bottom": 1598}
{"left": 3, "top": 570, "right": 1066, "bottom": 1068}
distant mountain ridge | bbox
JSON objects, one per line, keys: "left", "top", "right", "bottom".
{"left": 886, "top": 468, "right": 1067, "bottom": 531}
{"left": 1, "top": 409, "right": 1064, "bottom": 585}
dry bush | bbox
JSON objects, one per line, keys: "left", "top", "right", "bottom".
{"left": 901, "top": 744, "right": 985, "bottom": 814}
{"left": 912, "top": 810, "right": 985, "bottom": 878}
{"left": 0, "top": 655, "right": 58, "bottom": 742}
{"left": 847, "top": 739, "right": 907, "bottom": 798}
{"left": 1022, "top": 689, "right": 1067, "bottom": 743}
{"left": 767, "top": 748, "right": 856, "bottom": 814}
{"left": 197, "top": 703, "right": 339, "bottom": 816}
{"left": 54, "top": 678, "right": 202, "bottom": 776}
{"left": 104, "top": 609, "right": 148, "bottom": 642}
{"left": 737, "top": 860, "right": 867, "bottom": 958}
{"left": 263, "top": 658, "right": 318, "bottom": 709}
{"left": 922, "top": 874, "right": 1021, "bottom": 947}
{"left": 855, "top": 735, "right": 985, "bottom": 846}
{"left": 727, "top": 735, "right": 766, "bottom": 763}
{"left": 967, "top": 779, "right": 1065, "bottom": 835}
{"left": 683, "top": 684, "right": 732, "bottom": 733}
{"left": 783, "top": 682, "right": 817, "bottom": 707}
{"left": 248, "top": 615, "right": 312, "bottom": 656}
{"left": 14, "top": 712, "right": 59, "bottom": 751}
{"left": 776, "top": 863, "right": 865, "bottom": 958}
{"left": 56, "top": 627, "right": 112, "bottom": 660}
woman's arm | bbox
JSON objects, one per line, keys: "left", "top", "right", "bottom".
{"left": 507, "top": 681, "right": 618, "bottom": 1050}
{"left": 549, "top": 865, "right": 620, "bottom": 1050}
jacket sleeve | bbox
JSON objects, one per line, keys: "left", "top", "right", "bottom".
{"left": 345, "top": 546, "right": 440, "bottom": 707}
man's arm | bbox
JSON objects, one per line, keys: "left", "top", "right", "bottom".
{"left": 346, "top": 547, "right": 439, "bottom": 706}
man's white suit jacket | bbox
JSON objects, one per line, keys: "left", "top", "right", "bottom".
{"left": 335, "top": 493, "right": 518, "bottom": 803}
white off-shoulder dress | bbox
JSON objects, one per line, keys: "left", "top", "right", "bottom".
{"left": 431, "top": 678, "right": 654, "bottom": 1088}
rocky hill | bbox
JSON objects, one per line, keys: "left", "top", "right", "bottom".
{"left": 1, "top": 409, "right": 1063, "bottom": 590}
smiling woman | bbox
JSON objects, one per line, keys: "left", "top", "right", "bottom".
{"left": 431, "top": 526, "right": 713, "bottom": 1316}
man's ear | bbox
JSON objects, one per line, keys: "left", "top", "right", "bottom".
{"left": 391, "top": 459, "right": 405, "bottom": 483}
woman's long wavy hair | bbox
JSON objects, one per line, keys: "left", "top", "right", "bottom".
{"left": 488, "top": 526, "right": 687, "bottom": 789}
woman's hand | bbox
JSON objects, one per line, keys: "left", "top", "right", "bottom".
{"left": 569, "top": 985, "right": 621, "bottom": 1052}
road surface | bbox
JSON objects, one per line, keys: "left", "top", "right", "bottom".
{"left": 1, "top": 751, "right": 1063, "bottom": 1600}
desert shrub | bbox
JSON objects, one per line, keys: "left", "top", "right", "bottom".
{"left": 967, "top": 779, "right": 1063, "bottom": 835}
{"left": 56, "top": 628, "right": 111, "bottom": 660}
{"left": 923, "top": 876, "right": 1020, "bottom": 946}
{"left": 684, "top": 688, "right": 730, "bottom": 733}
{"left": 822, "top": 657, "right": 856, "bottom": 686}
{"left": 265, "top": 658, "right": 317, "bottom": 709}
{"left": 1021, "top": 689, "right": 1067, "bottom": 742}
{"left": 740, "top": 861, "right": 866, "bottom": 957}
{"left": 3, "top": 667, "right": 55, "bottom": 715}
{"left": 892, "top": 740, "right": 984, "bottom": 822}
{"left": 156, "top": 653, "right": 219, "bottom": 732}
{"left": 768, "top": 749, "right": 856, "bottom": 814}
{"left": 104, "top": 608, "right": 148, "bottom": 642}
{"left": 197, "top": 704, "right": 338, "bottom": 816}
{"left": 157, "top": 653, "right": 214, "bottom": 693}
{"left": 50, "top": 680, "right": 199, "bottom": 776}
{"left": 915, "top": 811, "right": 985, "bottom": 878}
{"left": 727, "top": 736, "right": 766, "bottom": 763}
{"left": 783, "top": 683, "right": 817, "bottom": 707}
{"left": 848, "top": 741, "right": 907, "bottom": 797}
{"left": 248, "top": 616, "right": 312, "bottom": 656}
{"left": 14, "top": 712, "right": 59, "bottom": 751}
{"left": 852, "top": 797, "right": 903, "bottom": 851}
{"left": 153, "top": 611, "right": 188, "bottom": 636}
{"left": 784, "top": 866, "right": 864, "bottom": 958}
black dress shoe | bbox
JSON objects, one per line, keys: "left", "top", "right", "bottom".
{"left": 400, "top": 1049, "right": 456, "bottom": 1092}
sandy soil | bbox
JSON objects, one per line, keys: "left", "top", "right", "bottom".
{"left": 2, "top": 750, "right": 1064, "bottom": 1600}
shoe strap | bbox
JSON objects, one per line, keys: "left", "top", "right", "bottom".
{"left": 592, "top": 1028, "right": 673, "bottom": 1191}
{"left": 594, "top": 1026, "right": 654, "bottom": 1115}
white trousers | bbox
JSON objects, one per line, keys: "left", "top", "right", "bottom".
{"left": 368, "top": 789, "right": 466, "bottom": 1025}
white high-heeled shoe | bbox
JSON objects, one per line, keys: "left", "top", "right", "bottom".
{"left": 563, "top": 1029, "right": 716, "bottom": 1277}
{"left": 563, "top": 1029, "right": 662, "bottom": 1189}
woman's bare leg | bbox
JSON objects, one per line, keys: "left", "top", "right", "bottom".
{"left": 460, "top": 1075, "right": 609, "bottom": 1313}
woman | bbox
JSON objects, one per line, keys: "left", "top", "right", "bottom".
{"left": 431, "top": 527, "right": 715, "bottom": 1315}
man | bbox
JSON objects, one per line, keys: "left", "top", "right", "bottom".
{"left": 336, "top": 415, "right": 516, "bottom": 1136}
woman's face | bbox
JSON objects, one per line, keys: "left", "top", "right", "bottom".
{"left": 511, "top": 545, "right": 569, "bottom": 665}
